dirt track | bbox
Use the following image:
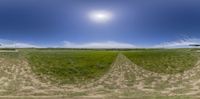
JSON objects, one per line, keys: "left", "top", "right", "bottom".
{"left": 1, "top": 53, "right": 200, "bottom": 98}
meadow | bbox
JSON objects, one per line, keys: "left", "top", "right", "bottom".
{"left": 0, "top": 48, "right": 199, "bottom": 98}
{"left": 123, "top": 49, "right": 198, "bottom": 74}
{"left": 27, "top": 50, "right": 118, "bottom": 84}
{"left": 0, "top": 48, "right": 198, "bottom": 81}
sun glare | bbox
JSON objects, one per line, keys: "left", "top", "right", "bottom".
{"left": 89, "top": 10, "right": 112, "bottom": 23}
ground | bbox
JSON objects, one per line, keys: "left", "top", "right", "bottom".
{"left": 0, "top": 49, "right": 200, "bottom": 99}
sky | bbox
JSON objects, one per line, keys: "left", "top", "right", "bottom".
{"left": 0, "top": 0, "right": 200, "bottom": 48}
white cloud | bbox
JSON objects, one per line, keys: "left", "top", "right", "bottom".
{"left": 0, "top": 39, "right": 40, "bottom": 48}
{"left": 0, "top": 39, "right": 136, "bottom": 48}
{"left": 62, "top": 41, "right": 136, "bottom": 48}
{"left": 154, "top": 38, "right": 200, "bottom": 48}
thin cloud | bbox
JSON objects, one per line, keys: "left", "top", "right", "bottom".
{"left": 0, "top": 39, "right": 40, "bottom": 48}
{"left": 63, "top": 41, "right": 136, "bottom": 48}
{"left": 154, "top": 38, "right": 200, "bottom": 48}
{"left": 0, "top": 39, "right": 136, "bottom": 48}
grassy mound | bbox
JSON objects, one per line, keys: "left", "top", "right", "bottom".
{"left": 123, "top": 49, "right": 198, "bottom": 74}
{"left": 27, "top": 50, "right": 118, "bottom": 84}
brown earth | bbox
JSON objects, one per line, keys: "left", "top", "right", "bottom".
{"left": 1, "top": 53, "right": 200, "bottom": 98}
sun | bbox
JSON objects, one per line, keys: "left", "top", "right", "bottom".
{"left": 89, "top": 10, "right": 113, "bottom": 23}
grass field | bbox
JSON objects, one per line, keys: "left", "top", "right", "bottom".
{"left": 0, "top": 52, "right": 19, "bottom": 58}
{"left": 27, "top": 50, "right": 118, "bottom": 84}
{"left": 0, "top": 48, "right": 200, "bottom": 98}
{"left": 123, "top": 49, "right": 198, "bottom": 74}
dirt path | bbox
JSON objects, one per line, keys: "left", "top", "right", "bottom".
{"left": 85, "top": 53, "right": 136, "bottom": 89}
{"left": 1, "top": 53, "right": 200, "bottom": 98}
{"left": 85, "top": 53, "right": 200, "bottom": 97}
{"left": 0, "top": 58, "right": 64, "bottom": 96}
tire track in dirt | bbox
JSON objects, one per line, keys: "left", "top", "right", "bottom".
{"left": 84, "top": 53, "right": 136, "bottom": 89}
{"left": 84, "top": 53, "right": 200, "bottom": 97}
{"left": 1, "top": 53, "right": 200, "bottom": 97}
{"left": 0, "top": 58, "right": 65, "bottom": 96}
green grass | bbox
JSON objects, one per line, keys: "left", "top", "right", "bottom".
{"left": 27, "top": 50, "right": 118, "bottom": 84}
{"left": 0, "top": 48, "right": 16, "bottom": 51}
{"left": 0, "top": 52, "right": 19, "bottom": 59}
{"left": 123, "top": 49, "right": 198, "bottom": 74}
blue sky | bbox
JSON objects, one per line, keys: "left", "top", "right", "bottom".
{"left": 0, "top": 0, "right": 200, "bottom": 48}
